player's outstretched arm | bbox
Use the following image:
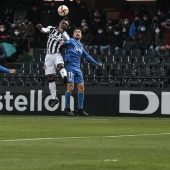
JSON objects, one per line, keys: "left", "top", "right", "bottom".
{"left": 0, "top": 65, "right": 16, "bottom": 74}
{"left": 36, "top": 24, "right": 50, "bottom": 33}
{"left": 83, "top": 50, "right": 102, "bottom": 67}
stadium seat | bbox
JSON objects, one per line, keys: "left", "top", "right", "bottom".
{"left": 129, "top": 48, "right": 142, "bottom": 57}
{"left": 114, "top": 48, "right": 127, "bottom": 57}
{"left": 141, "top": 78, "right": 157, "bottom": 87}
{"left": 123, "top": 70, "right": 136, "bottom": 78}
{"left": 157, "top": 49, "right": 170, "bottom": 57}
{"left": 137, "top": 64, "right": 150, "bottom": 71}
{"left": 144, "top": 49, "right": 156, "bottom": 57}
{"left": 110, "top": 68, "right": 122, "bottom": 77}
{"left": 125, "top": 63, "right": 137, "bottom": 71}
{"left": 144, "top": 56, "right": 160, "bottom": 65}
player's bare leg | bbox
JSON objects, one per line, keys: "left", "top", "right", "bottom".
{"left": 64, "top": 83, "right": 75, "bottom": 116}
{"left": 48, "top": 74, "right": 59, "bottom": 107}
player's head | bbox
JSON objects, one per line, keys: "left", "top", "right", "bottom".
{"left": 59, "top": 19, "right": 69, "bottom": 31}
{"left": 73, "top": 28, "right": 82, "bottom": 40}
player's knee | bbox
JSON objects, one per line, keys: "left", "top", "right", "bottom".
{"left": 57, "top": 64, "right": 64, "bottom": 70}
{"left": 67, "top": 83, "right": 74, "bottom": 92}
{"left": 78, "top": 86, "right": 84, "bottom": 93}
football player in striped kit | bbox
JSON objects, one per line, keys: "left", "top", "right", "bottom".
{"left": 36, "top": 19, "right": 70, "bottom": 107}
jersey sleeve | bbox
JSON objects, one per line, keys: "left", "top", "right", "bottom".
{"left": 62, "top": 31, "right": 70, "bottom": 41}
{"left": 0, "top": 65, "right": 10, "bottom": 73}
{"left": 83, "top": 50, "right": 100, "bottom": 66}
{"left": 64, "top": 39, "right": 72, "bottom": 45}
{"left": 40, "top": 26, "right": 53, "bottom": 33}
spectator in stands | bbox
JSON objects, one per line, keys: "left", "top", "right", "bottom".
{"left": 142, "top": 14, "right": 152, "bottom": 30}
{"left": 13, "top": 3, "right": 27, "bottom": 24}
{"left": 131, "top": 24, "right": 152, "bottom": 52}
{"left": 151, "top": 16, "right": 161, "bottom": 30}
{"left": 107, "top": 26, "right": 124, "bottom": 53}
{"left": 0, "top": 24, "right": 11, "bottom": 43}
{"left": 160, "top": 20, "right": 170, "bottom": 50}
{"left": 19, "top": 17, "right": 35, "bottom": 48}
{"left": 81, "top": 25, "right": 94, "bottom": 51}
{"left": 164, "top": 9, "right": 170, "bottom": 20}
{"left": 49, "top": 2, "right": 61, "bottom": 27}
{"left": 118, "top": 2, "right": 135, "bottom": 23}
{"left": 150, "top": 26, "right": 163, "bottom": 54}
{"left": 80, "top": 18, "right": 88, "bottom": 29}
{"left": 2, "top": 5, "right": 14, "bottom": 28}
{"left": 136, "top": 6, "right": 150, "bottom": 19}
{"left": 91, "top": 9, "right": 107, "bottom": 34}
{"left": 129, "top": 15, "right": 143, "bottom": 40}
{"left": 28, "top": 5, "right": 41, "bottom": 42}
{"left": 10, "top": 28, "right": 28, "bottom": 55}
{"left": 156, "top": 9, "right": 165, "bottom": 23}
{"left": 121, "top": 18, "right": 131, "bottom": 42}
{"left": 74, "top": 0, "right": 89, "bottom": 25}
{"left": 94, "top": 26, "right": 108, "bottom": 53}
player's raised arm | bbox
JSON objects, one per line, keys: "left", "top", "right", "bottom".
{"left": 36, "top": 24, "right": 51, "bottom": 33}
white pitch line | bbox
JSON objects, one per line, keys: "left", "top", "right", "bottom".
{"left": 0, "top": 133, "right": 170, "bottom": 142}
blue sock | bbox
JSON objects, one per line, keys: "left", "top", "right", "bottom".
{"left": 78, "top": 93, "right": 84, "bottom": 109}
{"left": 65, "top": 92, "right": 71, "bottom": 109}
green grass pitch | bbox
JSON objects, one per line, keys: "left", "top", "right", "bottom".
{"left": 0, "top": 116, "right": 170, "bottom": 170}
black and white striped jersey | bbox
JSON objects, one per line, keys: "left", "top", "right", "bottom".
{"left": 41, "top": 26, "right": 70, "bottom": 54}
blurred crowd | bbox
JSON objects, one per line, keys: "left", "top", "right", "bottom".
{"left": 0, "top": 0, "right": 170, "bottom": 64}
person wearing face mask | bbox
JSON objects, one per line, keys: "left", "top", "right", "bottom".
{"left": 121, "top": 18, "right": 130, "bottom": 42}
{"left": 19, "top": 17, "right": 35, "bottom": 48}
{"left": 131, "top": 24, "right": 152, "bottom": 52}
{"left": 142, "top": 14, "right": 152, "bottom": 30}
{"left": 81, "top": 25, "right": 94, "bottom": 51}
{"left": 129, "top": 15, "right": 143, "bottom": 40}
{"left": 10, "top": 29, "right": 26, "bottom": 56}
{"left": 91, "top": 9, "right": 107, "bottom": 34}
{"left": 150, "top": 26, "right": 163, "bottom": 53}
{"left": 94, "top": 27, "right": 108, "bottom": 54}
{"left": 107, "top": 26, "right": 124, "bottom": 53}
{"left": 80, "top": 19, "right": 87, "bottom": 29}
{"left": 0, "top": 24, "right": 11, "bottom": 43}
{"left": 156, "top": 9, "right": 164, "bottom": 23}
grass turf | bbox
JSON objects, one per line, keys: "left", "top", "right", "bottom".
{"left": 0, "top": 116, "right": 170, "bottom": 170}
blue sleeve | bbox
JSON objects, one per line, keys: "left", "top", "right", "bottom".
{"left": 83, "top": 50, "right": 100, "bottom": 66}
{"left": 129, "top": 23, "right": 134, "bottom": 38}
{"left": 0, "top": 65, "right": 10, "bottom": 73}
{"left": 65, "top": 39, "right": 71, "bottom": 45}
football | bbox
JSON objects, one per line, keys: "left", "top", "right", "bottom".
{"left": 58, "top": 5, "right": 69, "bottom": 16}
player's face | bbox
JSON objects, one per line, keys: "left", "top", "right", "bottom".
{"left": 73, "top": 30, "right": 82, "bottom": 40}
{"left": 59, "top": 20, "right": 69, "bottom": 30}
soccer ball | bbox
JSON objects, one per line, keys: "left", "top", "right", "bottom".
{"left": 58, "top": 5, "right": 69, "bottom": 16}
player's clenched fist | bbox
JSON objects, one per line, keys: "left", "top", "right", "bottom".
{"left": 36, "top": 24, "right": 43, "bottom": 30}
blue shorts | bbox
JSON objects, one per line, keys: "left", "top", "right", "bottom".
{"left": 66, "top": 65, "right": 84, "bottom": 84}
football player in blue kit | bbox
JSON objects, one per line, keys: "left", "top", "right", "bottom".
{"left": 60, "top": 29, "right": 102, "bottom": 116}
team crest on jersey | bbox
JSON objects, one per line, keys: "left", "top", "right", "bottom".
{"left": 74, "top": 46, "right": 83, "bottom": 54}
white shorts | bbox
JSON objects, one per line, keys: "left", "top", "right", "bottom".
{"left": 44, "top": 53, "right": 64, "bottom": 75}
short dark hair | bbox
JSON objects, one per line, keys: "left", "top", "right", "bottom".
{"left": 73, "top": 28, "right": 82, "bottom": 33}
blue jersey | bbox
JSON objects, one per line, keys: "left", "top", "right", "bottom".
{"left": 64, "top": 38, "right": 100, "bottom": 68}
